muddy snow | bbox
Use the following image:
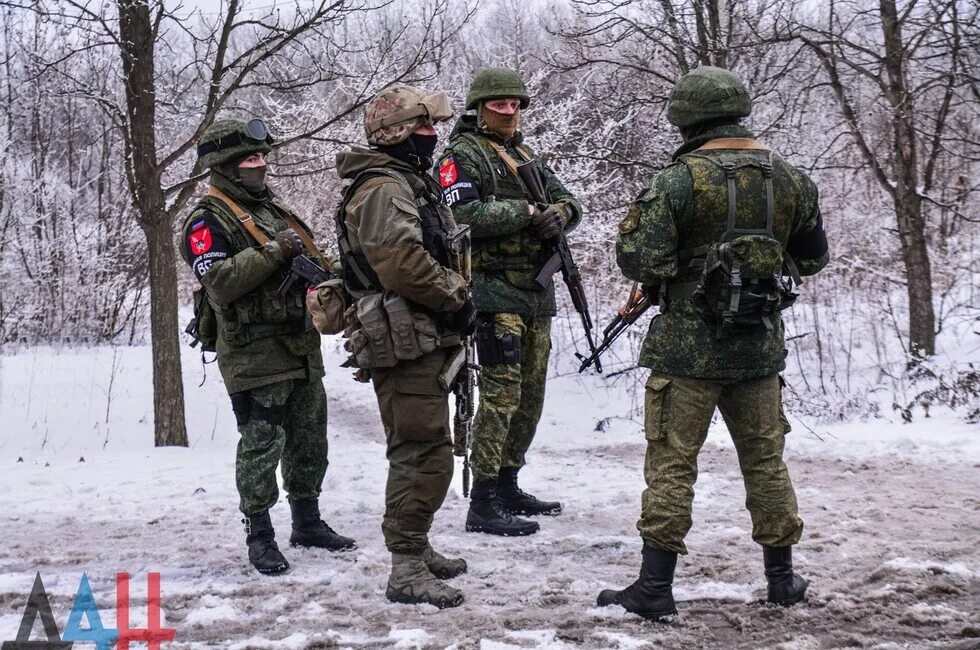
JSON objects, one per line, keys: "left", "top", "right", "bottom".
{"left": 1, "top": 345, "right": 977, "bottom": 649}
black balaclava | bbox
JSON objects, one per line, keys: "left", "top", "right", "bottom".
{"left": 377, "top": 133, "right": 438, "bottom": 171}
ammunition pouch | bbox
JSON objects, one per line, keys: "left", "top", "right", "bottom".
{"left": 307, "top": 278, "right": 349, "bottom": 335}
{"left": 474, "top": 316, "right": 521, "bottom": 366}
{"left": 186, "top": 287, "right": 218, "bottom": 353}
{"left": 343, "top": 291, "right": 460, "bottom": 369}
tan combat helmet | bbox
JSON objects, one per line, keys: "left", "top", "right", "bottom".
{"left": 364, "top": 85, "right": 454, "bottom": 146}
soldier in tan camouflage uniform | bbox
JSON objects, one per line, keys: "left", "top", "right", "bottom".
{"left": 597, "top": 67, "right": 829, "bottom": 622}
{"left": 335, "top": 86, "right": 476, "bottom": 608}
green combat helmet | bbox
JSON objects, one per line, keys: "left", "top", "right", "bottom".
{"left": 196, "top": 118, "right": 274, "bottom": 169}
{"left": 667, "top": 66, "right": 752, "bottom": 128}
{"left": 465, "top": 68, "right": 530, "bottom": 110}
{"left": 364, "top": 85, "right": 453, "bottom": 146}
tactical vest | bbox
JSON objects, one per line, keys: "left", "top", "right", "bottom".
{"left": 336, "top": 167, "right": 454, "bottom": 297}
{"left": 667, "top": 144, "right": 801, "bottom": 337}
{"left": 184, "top": 195, "right": 309, "bottom": 347}
{"left": 447, "top": 133, "right": 550, "bottom": 272}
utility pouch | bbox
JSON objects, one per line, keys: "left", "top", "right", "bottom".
{"left": 474, "top": 317, "right": 522, "bottom": 366}
{"left": 307, "top": 278, "right": 349, "bottom": 335}
{"left": 343, "top": 291, "right": 449, "bottom": 369}
{"left": 351, "top": 293, "right": 397, "bottom": 368}
{"left": 186, "top": 288, "right": 218, "bottom": 353}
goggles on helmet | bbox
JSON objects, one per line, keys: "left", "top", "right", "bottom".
{"left": 197, "top": 118, "right": 275, "bottom": 158}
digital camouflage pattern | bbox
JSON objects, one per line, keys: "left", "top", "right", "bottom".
{"left": 234, "top": 378, "right": 329, "bottom": 515}
{"left": 465, "top": 68, "right": 530, "bottom": 110}
{"left": 667, "top": 66, "right": 752, "bottom": 128}
{"left": 197, "top": 118, "right": 272, "bottom": 170}
{"left": 638, "top": 373, "right": 802, "bottom": 553}
{"left": 179, "top": 172, "right": 329, "bottom": 395}
{"left": 469, "top": 313, "right": 552, "bottom": 482}
{"left": 616, "top": 123, "right": 830, "bottom": 380}
{"left": 336, "top": 145, "right": 466, "bottom": 554}
{"left": 439, "top": 115, "right": 582, "bottom": 316}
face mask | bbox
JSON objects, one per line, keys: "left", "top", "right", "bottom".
{"left": 409, "top": 133, "right": 438, "bottom": 163}
{"left": 238, "top": 165, "right": 267, "bottom": 193}
{"left": 480, "top": 105, "right": 520, "bottom": 140}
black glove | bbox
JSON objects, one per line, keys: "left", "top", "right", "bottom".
{"left": 530, "top": 204, "right": 564, "bottom": 240}
{"left": 275, "top": 228, "right": 304, "bottom": 260}
{"left": 448, "top": 296, "right": 478, "bottom": 336}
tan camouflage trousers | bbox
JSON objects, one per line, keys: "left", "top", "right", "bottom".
{"left": 371, "top": 348, "right": 454, "bottom": 554}
{"left": 470, "top": 313, "right": 552, "bottom": 483}
{"left": 232, "top": 378, "right": 328, "bottom": 516}
{"left": 638, "top": 372, "right": 803, "bottom": 554}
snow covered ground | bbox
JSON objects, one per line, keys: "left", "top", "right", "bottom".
{"left": 1, "top": 341, "right": 977, "bottom": 649}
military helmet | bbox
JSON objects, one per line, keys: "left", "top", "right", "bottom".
{"left": 364, "top": 85, "right": 453, "bottom": 146}
{"left": 465, "top": 68, "right": 530, "bottom": 111}
{"left": 197, "top": 118, "right": 274, "bottom": 169}
{"left": 667, "top": 66, "right": 752, "bottom": 127}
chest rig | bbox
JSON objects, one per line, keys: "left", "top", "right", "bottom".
{"left": 451, "top": 133, "right": 551, "bottom": 270}
{"left": 335, "top": 167, "right": 454, "bottom": 295}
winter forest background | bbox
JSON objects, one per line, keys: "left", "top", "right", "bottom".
{"left": 0, "top": 0, "right": 977, "bottom": 445}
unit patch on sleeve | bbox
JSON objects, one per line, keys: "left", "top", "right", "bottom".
{"left": 186, "top": 212, "right": 231, "bottom": 280}
{"left": 438, "top": 156, "right": 480, "bottom": 207}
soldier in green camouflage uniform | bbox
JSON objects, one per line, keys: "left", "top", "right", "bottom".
{"left": 597, "top": 67, "right": 830, "bottom": 621}
{"left": 438, "top": 68, "right": 583, "bottom": 536}
{"left": 336, "top": 86, "right": 474, "bottom": 608}
{"left": 181, "top": 118, "right": 355, "bottom": 577}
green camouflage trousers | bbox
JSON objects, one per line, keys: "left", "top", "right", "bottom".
{"left": 639, "top": 372, "right": 803, "bottom": 554}
{"left": 470, "top": 312, "right": 552, "bottom": 483}
{"left": 371, "top": 348, "right": 455, "bottom": 554}
{"left": 231, "top": 378, "right": 328, "bottom": 516}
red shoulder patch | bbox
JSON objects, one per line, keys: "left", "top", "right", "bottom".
{"left": 439, "top": 157, "right": 458, "bottom": 187}
{"left": 189, "top": 226, "right": 213, "bottom": 255}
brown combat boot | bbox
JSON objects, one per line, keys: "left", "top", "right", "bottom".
{"left": 422, "top": 545, "right": 467, "bottom": 579}
{"left": 386, "top": 552, "right": 465, "bottom": 609}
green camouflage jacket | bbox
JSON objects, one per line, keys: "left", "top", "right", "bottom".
{"left": 335, "top": 147, "right": 468, "bottom": 313}
{"left": 437, "top": 115, "right": 582, "bottom": 316}
{"left": 616, "top": 124, "right": 830, "bottom": 380}
{"left": 180, "top": 173, "right": 329, "bottom": 394}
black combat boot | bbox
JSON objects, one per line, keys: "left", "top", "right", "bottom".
{"left": 243, "top": 511, "right": 289, "bottom": 576}
{"left": 596, "top": 545, "right": 678, "bottom": 622}
{"left": 763, "top": 545, "right": 808, "bottom": 606}
{"left": 465, "top": 479, "right": 539, "bottom": 536}
{"left": 497, "top": 467, "right": 562, "bottom": 516}
{"left": 288, "top": 498, "right": 357, "bottom": 551}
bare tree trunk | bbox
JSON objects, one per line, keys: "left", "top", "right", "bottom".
{"left": 118, "top": 0, "right": 188, "bottom": 446}
{"left": 879, "top": 0, "right": 935, "bottom": 357}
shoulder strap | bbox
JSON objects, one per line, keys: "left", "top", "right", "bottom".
{"left": 269, "top": 200, "right": 325, "bottom": 259}
{"left": 459, "top": 133, "right": 500, "bottom": 197}
{"left": 207, "top": 186, "right": 271, "bottom": 245}
{"left": 681, "top": 150, "right": 775, "bottom": 239}
{"left": 335, "top": 168, "right": 406, "bottom": 292}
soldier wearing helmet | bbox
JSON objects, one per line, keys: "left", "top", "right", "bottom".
{"left": 437, "top": 68, "right": 583, "bottom": 538}
{"left": 597, "top": 66, "right": 829, "bottom": 621}
{"left": 180, "top": 117, "right": 355, "bottom": 577}
{"left": 334, "top": 85, "right": 474, "bottom": 608}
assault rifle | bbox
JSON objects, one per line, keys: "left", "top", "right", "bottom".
{"left": 516, "top": 160, "right": 601, "bottom": 371}
{"left": 278, "top": 255, "right": 333, "bottom": 295}
{"left": 437, "top": 225, "right": 479, "bottom": 497}
{"left": 576, "top": 283, "right": 652, "bottom": 373}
